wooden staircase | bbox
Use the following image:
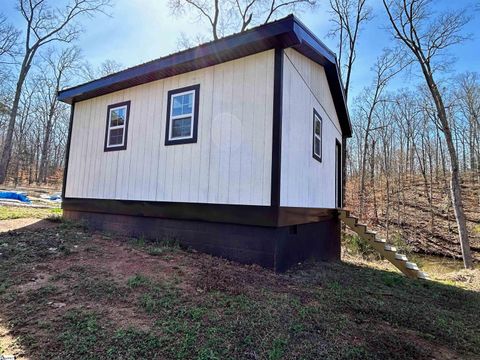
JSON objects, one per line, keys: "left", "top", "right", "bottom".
{"left": 339, "top": 210, "right": 429, "bottom": 280}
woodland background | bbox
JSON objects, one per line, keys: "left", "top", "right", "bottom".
{"left": 0, "top": 0, "right": 478, "bottom": 264}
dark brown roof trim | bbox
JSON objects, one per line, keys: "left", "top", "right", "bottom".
{"left": 58, "top": 15, "right": 351, "bottom": 137}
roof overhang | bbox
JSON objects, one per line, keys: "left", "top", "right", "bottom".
{"left": 58, "top": 15, "right": 351, "bottom": 137}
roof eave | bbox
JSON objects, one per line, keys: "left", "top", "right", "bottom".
{"left": 58, "top": 16, "right": 301, "bottom": 104}
{"left": 58, "top": 15, "right": 352, "bottom": 137}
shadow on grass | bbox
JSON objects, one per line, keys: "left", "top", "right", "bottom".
{"left": 0, "top": 223, "right": 479, "bottom": 360}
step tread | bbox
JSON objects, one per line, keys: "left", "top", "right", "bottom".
{"left": 384, "top": 244, "right": 397, "bottom": 252}
{"left": 395, "top": 253, "right": 408, "bottom": 261}
{"left": 405, "top": 262, "right": 419, "bottom": 270}
{"left": 417, "top": 271, "right": 429, "bottom": 280}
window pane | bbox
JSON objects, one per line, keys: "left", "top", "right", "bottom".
{"left": 172, "top": 96, "right": 183, "bottom": 116}
{"left": 182, "top": 93, "right": 193, "bottom": 114}
{"left": 315, "top": 117, "right": 321, "bottom": 136}
{"left": 171, "top": 116, "right": 192, "bottom": 138}
{"left": 172, "top": 93, "right": 193, "bottom": 116}
{"left": 109, "top": 128, "right": 124, "bottom": 146}
{"left": 314, "top": 137, "right": 321, "bottom": 156}
{"left": 110, "top": 107, "right": 126, "bottom": 127}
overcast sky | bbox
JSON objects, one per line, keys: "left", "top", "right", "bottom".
{"left": 3, "top": 0, "right": 479, "bottom": 101}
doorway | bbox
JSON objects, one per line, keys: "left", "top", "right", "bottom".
{"left": 335, "top": 140, "right": 342, "bottom": 208}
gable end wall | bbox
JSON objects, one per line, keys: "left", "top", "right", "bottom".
{"left": 280, "top": 48, "right": 343, "bottom": 208}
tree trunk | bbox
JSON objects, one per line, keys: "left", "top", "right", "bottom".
{"left": 0, "top": 52, "right": 31, "bottom": 184}
{"left": 427, "top": 78, "right": 473, "bottom": 268}
{"left": 0, "top": 75, "right": 24, "bottom": 184}
{"left": 38, "top": 111, "right": 54, "bottom": 183}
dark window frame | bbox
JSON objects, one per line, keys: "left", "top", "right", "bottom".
{"left": 104, "top": 100, "right": 131, "bottom": 152}
{"left": 165, "top": 84, "right": 200, "bottom": 146}
{"left": 335, "top": 139, "right": 342, "bottom": 208}
{"left": 312, "top": 108, "right": 322, "bottom": 162}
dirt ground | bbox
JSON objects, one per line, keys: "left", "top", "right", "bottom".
{"left": 0, "top": 218, "right": 56, "bottom": 232}
{"left": 0, "top": 215, "right": 479, "bottom": 359}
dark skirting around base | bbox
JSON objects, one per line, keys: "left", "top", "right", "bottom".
{"left": 64, "top": 210, "right": 340, "bottom": 272}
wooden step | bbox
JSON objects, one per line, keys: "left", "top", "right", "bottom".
{"left": 395, "top": 253, "right": 408, "bottom": 261}
{"left": 354, "top": 224, "right": 368, "bottom": 234}
{"left": 363, "top": 231, "right": 377, "bottom": 241}
{"left": 417, "top": 271, "right": 429, "bottom": 280}
{"left": 343, "top": 218, "right": 358, "bottom": 228}
{"left": 384, "top": 244, "right": 397, "bottom": 252}
{"left": 405, "top": 262, "right": 419, "bottom": 270}
{"left": 340, "top": 212, "right": 427, "bottom": 280}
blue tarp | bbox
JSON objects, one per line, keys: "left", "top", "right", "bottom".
{"left": 0, "top": 191, "right": 31, "bottom": 203}
{"left": 49, "top": 194, "right": 61, "bottom": 201}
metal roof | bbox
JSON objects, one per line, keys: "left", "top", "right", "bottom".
{"left": 58, "top": 15, "right": 351, "bottom": 137}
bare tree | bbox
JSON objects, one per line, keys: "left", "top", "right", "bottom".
{"left": 0, "top": 14, "right": 19, "bottom": 59}
{"left": 455, "top": 72, "right": 480, "bottom": 180}
{"left": 382, "top": 0, "right": 473, "bottom": 268}
{"left": 79, "top": 58, "right": 125, "bottom": 81}
{"left": 0, "top": 0, "right": 111, "bottom": 184}
{"left": 357, "top": 48, "right": 406, "bottom": 218}
{"left": 175, "top": 32, "right": 209, "bottom": 50}
{"left": 97, "top": 59, "right": 124, "bottom": 77}
{"left": 168, "top": 0, "right": 315, "bottom": 42}
{"left": 328, "top": 0, "right": 372, "bottom": 99}
{"left": 37, "top": 47, "right": 81, "bottom": 183}
{"left": 168, "top": 0, "right": 222, "bottom": 40}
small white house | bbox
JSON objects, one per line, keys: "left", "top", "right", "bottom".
{"left": 58, "top": 15, "right": 352, "bottom": 271}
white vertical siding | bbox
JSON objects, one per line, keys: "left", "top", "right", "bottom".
{"left": 65, "top": 50, "right": 274, "bottom": 206}
{"left": 280, "top": 48, "right": 343, "bottom": 208}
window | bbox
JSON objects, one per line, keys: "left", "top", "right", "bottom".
{"left": 104, "top": 101, "right": 130, "bottom": 151}
{"left": 312, "top": 109, "right": 322, "bottom": 162}
{"left": 165, "top": 84, "right": 200, "bottom": 145}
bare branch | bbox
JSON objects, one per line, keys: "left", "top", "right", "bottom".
{"left": 0, "top": 14, "right": 20, "bottom": 59}
{"left": 328, "top": 0, "right": 372, "bottom": 99}
{"left": 168, "top": 0, "right": 315, "bottom": 43}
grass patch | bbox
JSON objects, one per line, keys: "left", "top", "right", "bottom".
{"left": 0, "top": 208, "right": 479, "bottom": 359}
{"left": 58, "top": 310, "right": 104, "bottom": 359}
{"left": 106, "top": 328, "right": 162, "bottom": 358}
{"left": 0, "top": 206, "right": 61, "bottom": 220}
{"left": 74, "top": 276, "right": 127, "bottom": 301}
{"left": 342, "top": 232, "right": 379, "bottom": 259}
{"left": 139, "top": 284, "right": 179, "bottom": 314}
{"left": 39, "top": 309, "right": 164, "bottom": 359}
{"left": 130, "top": 234, "right": 181, "bottom": 258}
{"left": 127, "top": 274, "right": 151, "bottom": 288}
{"left": 473, "top": 224, "right": 480, "bottom": 235}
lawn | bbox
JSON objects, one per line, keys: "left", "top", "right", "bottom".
{"left": 0, "top": 206, "right": 479, "bottom": 359}
{"left": 0, "top": 205, "right": 61, "bottom": 220}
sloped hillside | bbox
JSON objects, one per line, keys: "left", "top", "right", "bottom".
{"left": 345, "top": 175, "right": 480, "bottom": 261}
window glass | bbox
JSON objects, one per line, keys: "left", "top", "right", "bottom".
{"left": 110, "top": 107, "right": 126, "bottom": 127}
{"left": 172, "top": 93, "right": 193, "bottom": 117}
{"left": 172, "top": 117, "right": 192, "bottom": 138}
{"left": 166, "top": 85, "right": 199, "bottom": 145}
{"left": 109, "top": 128, "right": 124, "bottom": 145}
{"left": 314, "top": 137, "right": 320, "bottom": 156}
{"left": 105, "top": 102, "right": 130, "bottom": 151}
{"left": 313, "top": 110, "right": 322, "bottom": 161}
{"left": 315, "top": 117, "right": 321, "bottom": 136}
